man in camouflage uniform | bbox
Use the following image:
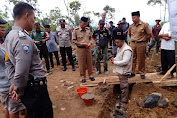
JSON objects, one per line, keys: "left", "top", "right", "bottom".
{"left": 93, "top": 19, "right": 111, "bottom": 75}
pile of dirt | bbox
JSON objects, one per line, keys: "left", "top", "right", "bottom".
{"left": 127, "top": 83, "right": 177, "bottom": 118}
{"left": 98, "top": 85, "right": 116, "bottom": 118}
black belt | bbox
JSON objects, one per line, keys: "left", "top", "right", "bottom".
{"left": 77, "top": 46, "right": 86, "bottom": 48}
{"left": 131, "top": 41, "right": 145, "bottom": 43}
{"left": 27, "top": 76, "right": 47, "bottom": 89}
{"left": 36, "top": 43, "right": 46, "bottom": 47}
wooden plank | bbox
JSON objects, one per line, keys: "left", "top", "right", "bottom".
{"left": 153, "top": 79, "right": 177, "bottom": 86}
{"left": 80, "top": 73, "right": 177, "bottom": 87}
{"left": 81, "top": 73, "right": 162, "bottom": 87}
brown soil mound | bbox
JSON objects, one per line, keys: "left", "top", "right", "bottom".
{"left": 127, "top": 83, "right": 177, "bottom": 118}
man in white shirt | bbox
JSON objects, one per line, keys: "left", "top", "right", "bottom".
{"left": 101, "top": 13, "right": 110, "bottom": 28}
{"left": 158, "top": 22, "right": 176, "bottom": 78}
{"left": 111, "top": 34, "right": 132, "bottom": 109}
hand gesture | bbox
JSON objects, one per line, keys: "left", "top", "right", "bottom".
{"left": 9, "top": 84, "right": 20, "bottom": 101}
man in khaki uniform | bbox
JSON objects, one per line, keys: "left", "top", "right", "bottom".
{"left": 128, "top": 11, "right": 152, "bottom": 79}
{"left": 72, "top": 17, "right": 95, "bottom": 83}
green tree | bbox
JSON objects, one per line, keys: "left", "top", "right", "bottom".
{"left": 147, "top": 0, "right": 167, "bottom": 22}
{"left": 69, "top": 1, "right": 81, "bottom": 14}
{"left": 93, "top": 12, "right": 100, "bottom": 18}
{"left": 8, "top": 0, "right": 41, "bottom": 17}
{"left": 147, "top": 0, "right": 162, "bottom": 5}
{"left": 41, "top": 7, "right": 62, "bottom": 31}
{"left": 69, "top": 1, "right": 81, "bottom": 27}
{"left": 103, "top": 5, "right": 115, "bottom": 19}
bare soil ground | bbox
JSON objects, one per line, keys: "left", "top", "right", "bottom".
{"left": 0, "top": 47, "right": 177, "bottom": 118}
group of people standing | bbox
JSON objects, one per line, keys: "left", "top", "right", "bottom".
{"left": 0, "top": 1, "right": 176, "bottom": 118}
{"left": 31, "top": 20, "right": 76, "bottom": 73}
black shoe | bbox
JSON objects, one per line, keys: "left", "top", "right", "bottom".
{"left": 128, "top": 73, "right": 135, "bottom": 78}
{"left": 141, "top": 75, "right": 146, "bottom": 79}
{"left": 89, "top": 77, "right": 95, "bottom": 81}
{"left": 47, "top": 70, "right": 50, "bottom": 73}
{"left": 72, "top": 66, "right": 76, "bottom": 71}
{"left": 81, "top": 79, "right": 86, "bottom": 83}
{"left": 63, "top": 67, "right": 67, "bottom": 71}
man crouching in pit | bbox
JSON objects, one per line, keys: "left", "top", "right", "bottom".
{"left": 111, "top": 32, "right": 133, "bottom": 109}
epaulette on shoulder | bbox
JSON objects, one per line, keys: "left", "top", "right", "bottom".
{"left": 18, "top": 31, "right": 26, "bottom": 38}
{"left": 74, "top": 27, "right": 79, "bottom": 30}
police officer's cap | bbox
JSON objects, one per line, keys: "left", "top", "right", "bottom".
{"left": 80, "top": 17, "right": 88, "bottom": 22}
{"left": 45, "top": 25, "right": 50, "bottom": 28}
{"left": 34, "top": 22, "right": 40, "bottom": 26}
{"left": 131, "top": 11, "right": 140, "bottom": 16}
{"left": 117, "top": 20, "right": 125, "bottom": 25}
{"left": 109, "top": 21, "right": 113, "bottom": 23}
{"left": 99, "top": 19, "right": 105, "bottom": 24}
{"left": 0, "top": 19, "right": 7, "bottom": 27}
{"left": 59, "top": 19, "right": 65, "bottom": 24}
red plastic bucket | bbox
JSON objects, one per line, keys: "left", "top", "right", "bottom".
{"left": 76, "top": 87, "right": 88, "bottom": 98}
{"left": 81, "top": 93, "right": 94, "bottom": 106}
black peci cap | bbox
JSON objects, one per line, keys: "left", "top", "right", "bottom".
{"left": 45, "top": 25, "right": 50, "bottom": 28}
{"left": 122, "top": 17, "right": 126, "bottom": 20}
{"left": 109, "top": 21, "right": 113, "bottom": 23}
{"left": 131, "top": 11, "right": 140, "bottom": 16}
{"left": 80, "top": 17, "right": 88, "bottom": 22}
{"left": 34, "top": 22, "right": 40, "bottom": 26}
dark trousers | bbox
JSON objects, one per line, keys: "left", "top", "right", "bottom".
{"left": 148, "top": 38, "right": 160, "bottom": 53}
{"left": 21, "top": 78, "right": 53, "bottom": 118}
{"left": 124, "top": 36, "right": 128, "bottom": 44}
{"left": 60, "top": 46, "right": 74, "bottom": 67}
{"left": 49, "top": 51, "right": 60, "bottom": 68}
{"left": 161, "top": 49, "right": 176, "bottom": 74}
{"left": 37, "top": 45, "right": 50, "bottom": 71}
{"left": 109, "top": 39, "right": 113, "bottom": 47}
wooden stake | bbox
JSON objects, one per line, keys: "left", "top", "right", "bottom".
{"left": 159, "top": 64, "right": 176, "bottom": 82}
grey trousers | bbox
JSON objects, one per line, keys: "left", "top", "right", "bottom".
{"left": 118, "top": 74, "right": 129, "bottom": 103}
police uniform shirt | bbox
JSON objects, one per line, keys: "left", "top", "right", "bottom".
{"left": 128, "top": 21, "right": 151, "bottom": 42}
{"left": 56, "top": 26, "right": 71, "bottom": 47}
{"left": 92, "top": 27, "right": 111, "bottom": 46}
{"left": 31, "top": 30, "right": 47, "bottom": 41}
{"left": 5, "top": 26, "right": 46, "bottom": 96}
{"left": 46, "top": 32, "right": 58, "bottom": 52}
{"left": 72, "top": 26, "right": 92, "bottom": 47}
{"left": 0, "top": 44, "right": 11, "bottom": 92}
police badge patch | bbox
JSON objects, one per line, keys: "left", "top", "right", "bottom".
{"left": 21, "top": 44, "right": 30, "bottom": 53}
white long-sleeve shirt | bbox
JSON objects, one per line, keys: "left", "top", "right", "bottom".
{"left": 113, "top": 50, "right": 132, "bottom": 66}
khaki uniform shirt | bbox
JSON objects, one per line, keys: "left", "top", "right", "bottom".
{"left": 72, "top": 26, "right": 92, "bottom": 47}
{"left": 5, "top": 26, "right": 46, "bottom": 96}
{"left": 128, "top": 21, "right": 151, "bottom": 42}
